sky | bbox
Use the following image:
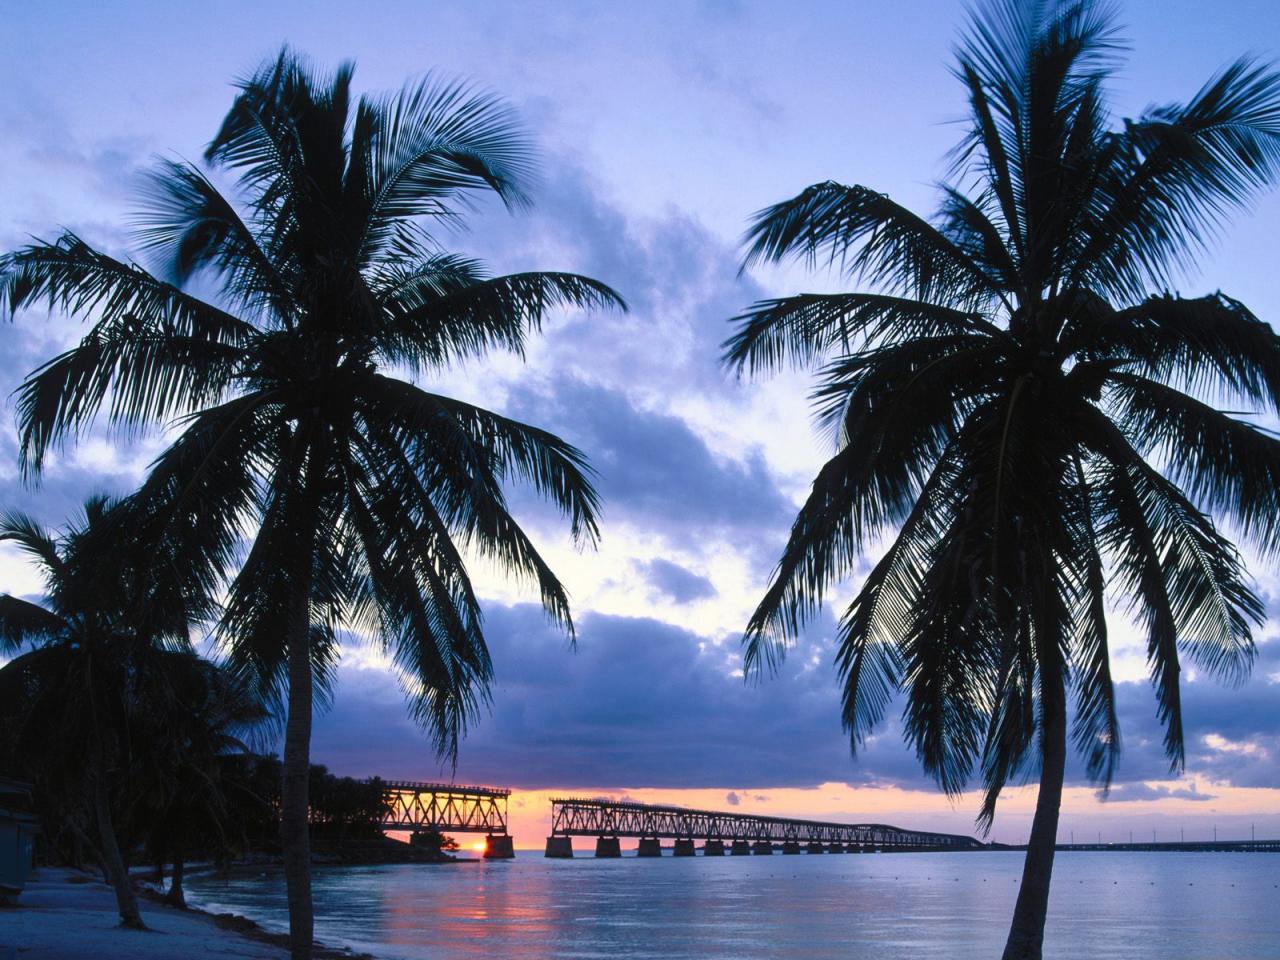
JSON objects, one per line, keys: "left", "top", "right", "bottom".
{"left": 2, "top": 0, "right": 1279, "bottom": 849}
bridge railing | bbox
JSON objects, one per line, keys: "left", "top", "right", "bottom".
{"left": 375, "top": 779, "right": 510, "bottom": 799}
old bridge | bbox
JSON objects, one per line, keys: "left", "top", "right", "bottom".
{"left": 364, "top": 786, "right": 1276, "bottom": 859}
{"left": 371, "top": 780, "right": 514, "bottom": 858}
{"left": 543, "top": 797, "right": 983, "bottom": 857}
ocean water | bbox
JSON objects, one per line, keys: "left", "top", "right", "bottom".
{"left": 185, "top": 851, "right": 1280, "bottom": 959}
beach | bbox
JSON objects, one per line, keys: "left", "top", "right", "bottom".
{"left": 0, "top": 867, "right": 367, "bottom": 960}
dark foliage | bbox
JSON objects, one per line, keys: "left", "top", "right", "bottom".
{"left": 727, "top": 2, "right": 1280, "bottom": 957}
{"left": 1, "top": 49, "right": 622, "bottom": 958}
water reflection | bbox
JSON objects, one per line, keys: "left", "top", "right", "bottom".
{"left": 186, "top": 852, "right": 1280, "bottom": 960}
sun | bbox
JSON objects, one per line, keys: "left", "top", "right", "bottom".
{"left": 471, "top": 841, "right": 487, "bottom": 853}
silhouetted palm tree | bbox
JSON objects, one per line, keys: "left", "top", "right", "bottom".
{"left": 0, "top": 497, "right": 216, "bottom": 929}
{"left": 726, "top": 2, "right": 1280, "bottom": 957}
{"left": 129, "top": 652, "right": 266, "bottom": 908}
{"left": 2, "top": 50, "right": 622, "bottom": 960}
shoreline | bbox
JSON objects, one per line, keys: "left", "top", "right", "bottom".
{"left": 0, "top": 840, "right": 481, "bottom": 960}
{"left": 0, "top": 866, "right": 380, "bottom": 960}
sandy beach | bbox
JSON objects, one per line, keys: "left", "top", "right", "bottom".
{"left": 0, "top": 868, "right": 367, "bottom": 960}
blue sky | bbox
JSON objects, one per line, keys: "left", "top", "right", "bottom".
{"left": 2, "top": 0, "right": 1279, "bottom": 843}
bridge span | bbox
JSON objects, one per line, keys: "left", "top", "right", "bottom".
{"left": 544, "top": 798, "right": 983, "bottom": 857}
{"left": 369, "top": 780, "right": 515, "bottom": 858}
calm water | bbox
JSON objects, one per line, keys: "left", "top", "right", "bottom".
{"left": 185, "top": 851, "right": 1280, "bottom": 959}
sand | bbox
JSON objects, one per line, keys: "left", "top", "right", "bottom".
{"left": 0, "top": 867, "right": 355, "bottom": 960}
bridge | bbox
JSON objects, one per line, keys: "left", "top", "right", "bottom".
{"left": 1043, "top": 839, "right": 1280, "bottom": 853}
{"left": 544, "top": 798, "right": 983, "bottom": 857}
{"left": 370, "top": 780, "right": 514, "bottom": 858}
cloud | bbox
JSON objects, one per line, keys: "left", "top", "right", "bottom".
{"left": 1097, "top": 636, "right": 1280, "bottom": 789}
{"left": 503, "top": 377, "right": 792, "bottom": 555}
{"left": 636, "top": 557, "right": 717, "bottom": 604}
{"left": 311, "top": 601, "right": 860, "bottom": 788}
{"left": 462, "top": 155, "right": 771, "bottom": 400}
{"left": 1097, "top": 782, "right": 1217, "bottom": 803}
{"left": 305, "top": 603, "right": 1280, "bottom": 802}
{"left": 725, "top": 790, "right": 740, "bottom": 805}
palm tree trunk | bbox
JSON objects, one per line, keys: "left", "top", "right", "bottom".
{"left": 165, "top": 838, "right": 186, "bottom": 908}
{"left": 281, "top": 582, "right": 315, "bottom": 960}
{"left": 1001, "top": 663, "right": 1067, "bottom": 960}
{"left": 70, "top": 823, "right": 85, "bottom": 871}
{"left": 69, "top": 819, "right": 101, "bottom": 874}
{"left": 281, "top": 441, "right": 323, "bottom": 960}
{"left": 90, "top": 761, "right": 145, "bottom": 929}
{"left": 87, "top": 671, "right": 145, "bottom": 931}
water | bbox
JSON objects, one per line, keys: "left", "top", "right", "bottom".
{"left": 185, "top": 851, "right": 1280, "bottom": 959}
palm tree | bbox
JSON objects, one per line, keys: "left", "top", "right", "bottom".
{"left": 129, "top": 651, "right": 267, "bottom": 908}
{"left": 725, "top": 2, "right": 1280, "bottom": 957}
{"left": 2, "top": 50, "right": 622, "bottom": 960}
{"left": 0, "top": 497, "right": 215, "bottom": 929}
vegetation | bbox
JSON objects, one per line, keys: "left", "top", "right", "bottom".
{"left": 0, "top": 497, "right": 235, "bottom": 927}
{"left": 306, "top": 768, "right": 389, "bottom": 842}
{"left": 128, "top": 655, "right": 266, "bottom": 908}
{"left": 2, "top": 49, "right": 622, "bottom": 959}
{"left": 726, "top": 2, "right": 1280, "bottom": 957}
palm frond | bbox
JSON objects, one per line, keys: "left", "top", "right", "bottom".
{"left": 723, "top": 292, "right": 1001, "bottom": 375}
{"left": 1064, "top": 458, "right": 1120, "bottom": 785}
{"left": 361, "top": 376, "right": 602, "bottom": 548}
{"left": 833, "top": 440, "right": 975, "bottom": 750}
{"left": 1108, "top": 371, "right": 1280, "bottom": 555}
{"left": 1077, "top": 57, "right": 1280, "bottom": 296}
{"left": 1083, "top": 293, "right": 1280, "bottom": 410}
{"left": 741, "top": 181, "right": 1002, "bottom": 307}
{"left": 0, "top": 512, "right": 63, "bottom": 585}
{"left": 374, "top": 269, "right": 625, "bottom": 370}
{"left": 0, "top": 595, "right": 66, "bottom": 652}
{"left": 3, "top": 235, "right": 252, "bottom": 472}
{"left": 205, "top": 49, "right": 330, "bottom": 215}
{"left": 344, "top": 477, "right": 490, "bottom": 763}
{"left": 134, "top": 158, "right": 294, "bottom": 322}
{"left": 353, "top": 73, "right": 534, "bottom": 263}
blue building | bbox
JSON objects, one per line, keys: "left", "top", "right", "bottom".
{"left": 0, "top": 778, "right": 37, "bottom": 900}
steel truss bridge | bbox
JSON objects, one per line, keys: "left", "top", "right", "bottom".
{"left": 367, "top": 780, "right": 515, "bottom": 857}
{"left": 547, "top": 798, "right": 982, "bottom": 855}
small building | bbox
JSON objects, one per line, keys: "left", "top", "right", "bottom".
{"left": 0, "top": 778, "right": 38, "bottom": 900}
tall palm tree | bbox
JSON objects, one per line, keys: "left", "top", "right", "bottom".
{"left": 725, "top": 2, "right": 1280, "bottom": 957}
{"left": 2, "top": 51, "right": 622, "bottom": 959}
{"left": 0, "top": 496, "right": 215, "bottom": 929}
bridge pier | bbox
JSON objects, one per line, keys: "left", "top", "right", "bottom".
{"left": 637, "top": 837, "right": 662, "bottom": 857}
{"left": 827, "top": 843, "right": 845, "bottom": 853}
{"left": 544, "top": 836, "right": 573, "bottom": 858}
{"left": 673, "top": 839, "right": 696, "bottom": 857}
{"left": 806, "top": 841, "right": 824, "bottom": 854}
{"left": 731, "top": 840, "right": 751, "bottom": 856}
{"left": 595, "top": 837, "right": 621, "bottom": 858}
{"left": 782, "top": 841, "right": 801, "bottom": 854}
{"left": 484, "top": 835, "right": 515, "bottom": 859}
{"left": 752, "top": 840, "right": 773, "bottom": 855}
{"left": 702, "top": 840, "right": 726, "bottom": 856}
